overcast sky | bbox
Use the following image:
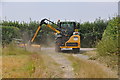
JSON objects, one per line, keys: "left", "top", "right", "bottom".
{"left": 1, "top": 2, "right": 118, "bottom": 23}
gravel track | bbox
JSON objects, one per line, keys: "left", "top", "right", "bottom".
{"left": 41, "top": 48, "right": 96, "bottom": 78}
{"left": 41, "top": 49, "right": 75, "bottom": 78}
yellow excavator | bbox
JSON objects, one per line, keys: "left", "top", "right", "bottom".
{"left": 31, "top": 19, "right": 80, "bottom": 53}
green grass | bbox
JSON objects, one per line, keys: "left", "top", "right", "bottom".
{"left": 24, "top": 59, "right": 35, "bottom": 76}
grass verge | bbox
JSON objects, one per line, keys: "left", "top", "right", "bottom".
{"left": 2, "top": 45, "right": 63, "bottom": 78}
{"left": 66, "top": 54, "right": 118, "bottom": 78}
{"left": 83, "top": 50, "right": 118, "bottom": 72}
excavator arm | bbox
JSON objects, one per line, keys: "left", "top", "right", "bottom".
{"left": 31, "top": 26, "right": 41, "bottom": 42}
{"left": 31, "top": 19, "right": 60, "bottom": 42}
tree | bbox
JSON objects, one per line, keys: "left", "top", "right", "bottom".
{"left": 2, "top": 26, "right": 20, "bottom": 47}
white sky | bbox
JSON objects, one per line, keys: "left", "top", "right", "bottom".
{"left": 0, "top": 1, "right": 119, "bottom": 23}
{"left": 1, "top": 0, "right": 120, "bottom": 2}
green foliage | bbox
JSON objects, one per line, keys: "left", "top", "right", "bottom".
{"left": 2, "top": 26, "right": 20, "bottom": 46}
{"left": 102, "top": 17, "right": 119, "bottom": 40}
{"left": 1, "top": 20, "right": 56, "bottom": 46}
{"left": 97, "top": 38, "right": 118, "bottom": 56}
{"left": 80, "top": 18, "right": 108, "bottom": 47}
{"left": 0, "top": 26, "right": 2, "bottom": 45}
{"left": 96, "top": 17, "right": 119, "bottom": 56}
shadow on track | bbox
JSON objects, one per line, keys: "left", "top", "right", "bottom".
{"left": 61, "top": 49, "right": 87, "bottom": 54}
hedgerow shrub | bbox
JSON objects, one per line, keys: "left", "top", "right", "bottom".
{"left": 96, "top": 17, "right": 119, "bottom": 56}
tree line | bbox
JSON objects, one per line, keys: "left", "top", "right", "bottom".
{"left": 1, "top": 18, "right": 109, "bottom": 47}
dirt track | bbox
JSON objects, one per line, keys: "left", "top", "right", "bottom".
{"left": 40, "top": 48, "right": 118, "bottom": 78}
{"left": 40, "top": 48, "right": 93, "bottom": 78}
{"left": 41, "top": 48, "right": 95, "bottom": 60}
{"left": 42, "top": 50, "right": 74, "bottom": 78}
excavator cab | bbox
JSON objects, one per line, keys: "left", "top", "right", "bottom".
{"left": 55, "top": 21, "right": 80, "bottom": 53}
{"left": 59, "top": 22, "right": 75, "bottom": 36}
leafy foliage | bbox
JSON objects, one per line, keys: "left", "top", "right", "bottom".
{"left": 2, "top": 26, "right": 20, "bottom": 47}
{"left": 97, "top": 17, "right": 119, "bottom": 56}
{"left": 80, "top": 18, "right": 108, "bottom": 47}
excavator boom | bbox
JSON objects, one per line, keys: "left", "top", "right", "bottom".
{"left": 31, "top": 19, "right": 60, "bottom": 42}
{"left": 31, "top": 26, "right": 41, "bottom": 42}
{"left": 46, "top": 24, "right": 60, "bottom": 34}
